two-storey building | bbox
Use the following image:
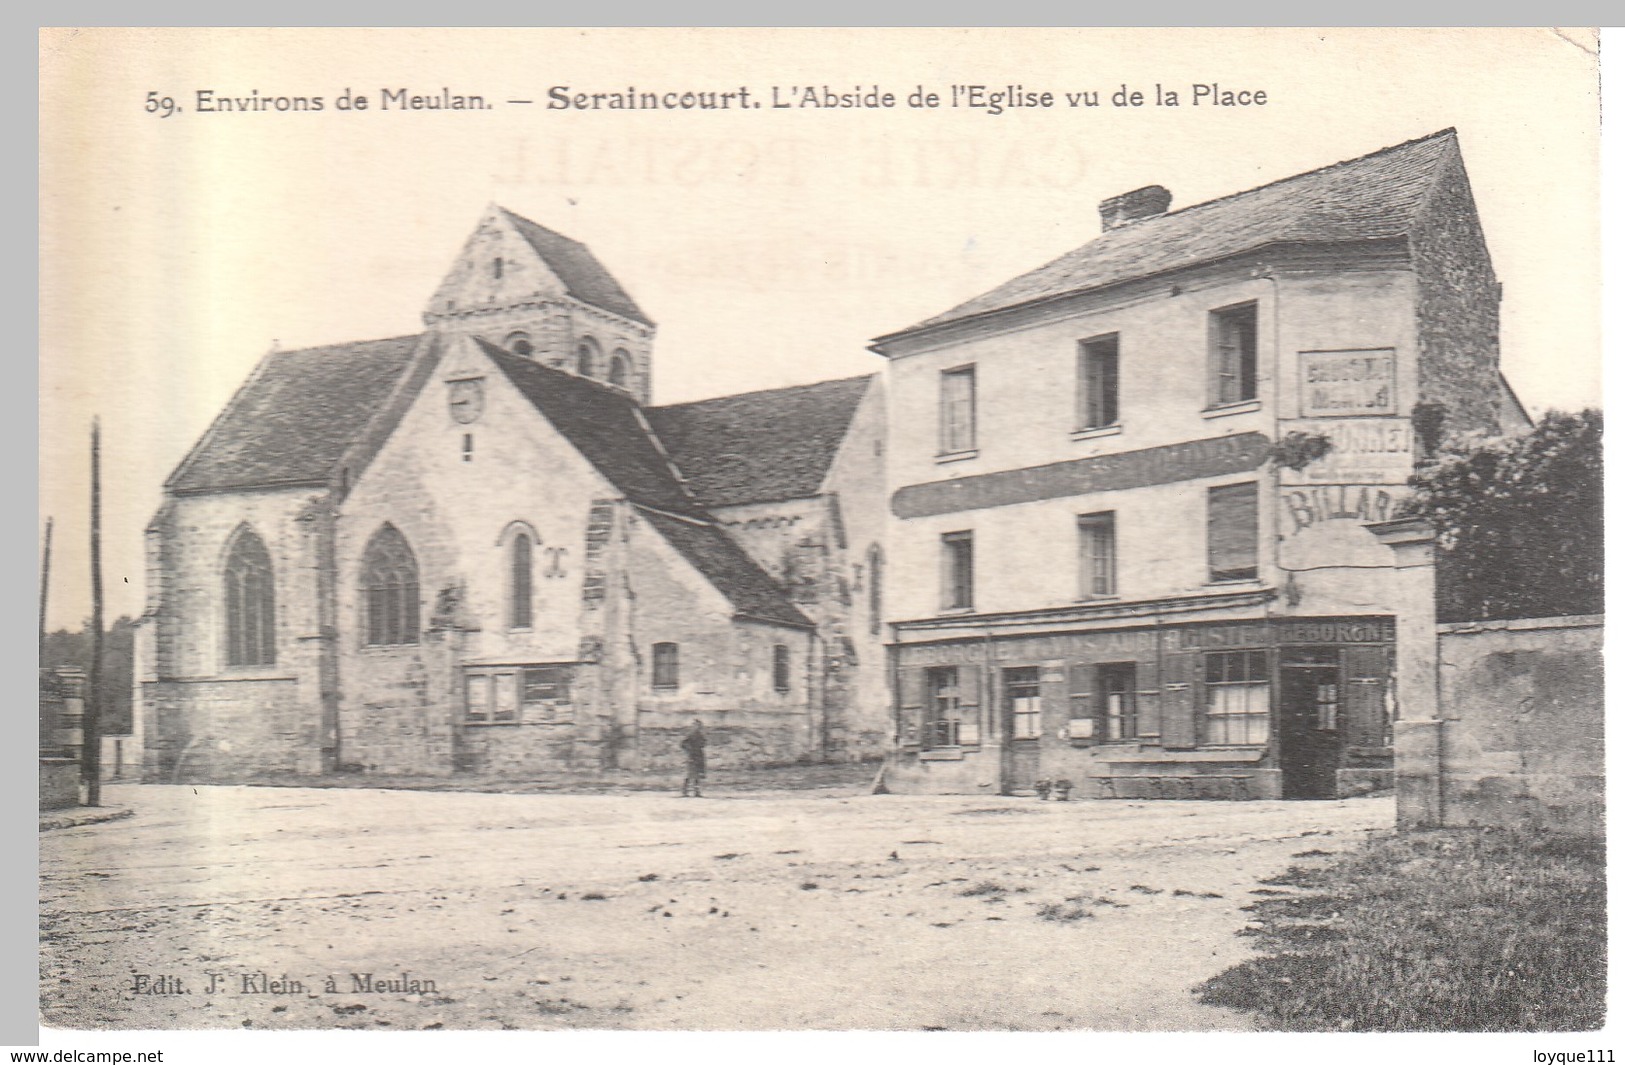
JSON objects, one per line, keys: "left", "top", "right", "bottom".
{"left": 873, "top": 129, "right": 1529, "bottom": 799}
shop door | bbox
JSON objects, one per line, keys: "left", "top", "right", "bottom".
{"left": 1278, "top": 664, "right": 1341, "bottom": 799}
{"left": 1001, "top": 666, "right": 1043, "bottom": 794}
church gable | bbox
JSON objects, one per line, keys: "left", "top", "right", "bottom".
{"left": 423, "top": 206, "right": 573, "bottom": 323}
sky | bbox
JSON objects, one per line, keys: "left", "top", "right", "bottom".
{"left": 38, "top": 27, "right": 1602, "bottom": 630}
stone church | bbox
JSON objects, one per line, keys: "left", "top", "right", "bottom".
{"left": 136, "top": 205, "right": 890, "bottom": 781}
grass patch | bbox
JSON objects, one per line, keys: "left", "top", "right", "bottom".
{"left": 958, "top": 880, "right": 1006, "bottom": 897}
{"left": 1199, "top": 828, "right": 1605, "bottom": 1031}
{"left": 1035, "top": 902, "right": 1094, "bottom": 922}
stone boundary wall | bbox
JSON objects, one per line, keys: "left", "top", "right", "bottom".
{"left": 1430, "top": 614, "right": 1603, "bottom": 836}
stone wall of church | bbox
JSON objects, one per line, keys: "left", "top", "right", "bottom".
{"left": 140, "top": 488, "right": 332, "bottom": 782}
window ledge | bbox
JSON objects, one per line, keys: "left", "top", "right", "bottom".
{"left": 938, "top": 605, "right": 977, "bottom": 616}
{"left": 1075, "top": 595, "right": 1121, "bottom": 605}
{"left": 919, "top": 747, "right": 966, "bottom": 761}
{"left": 1206, "top": 577, "right": 1262, "bottom": 588}
{"left": 1202, "top": 399, "right": 1262, "bottom": 418}
{"left": 1071, "top": 424, "right": 1123, "bottom": 441}
{"left": 935, "top": 448, "right": 980, "bottom": 465}
{"left": 464, "top": 720, "right": 520, "bottom": 728}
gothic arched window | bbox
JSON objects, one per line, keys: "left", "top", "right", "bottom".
{"left": 224, "top": 526, "right": 276, "bottom": 666}
{"left": 608, "top": 350, "right": 631, "bottom": 388}
{"left": 361, "top": 524, "right": 420, "bottom": 646}
{"left": 510, "top": 530, "right": 534, "bottom": 629}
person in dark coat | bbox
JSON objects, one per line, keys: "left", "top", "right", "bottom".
{"left": 679, "top": 719, "right": 707, "bottom": 798}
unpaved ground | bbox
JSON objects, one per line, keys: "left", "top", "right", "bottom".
{"left": 40, "top": 784, "right": 1392, "bottom": 1031}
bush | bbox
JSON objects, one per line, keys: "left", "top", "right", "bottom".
{"left": 1403, "top": 410, "right": 1601, "bottom": 622}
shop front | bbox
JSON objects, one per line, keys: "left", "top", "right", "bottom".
{"left": 890, "top": 615, "right": 1394, "bottom": 799}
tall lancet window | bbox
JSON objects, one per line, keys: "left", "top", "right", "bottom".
{"left": 510, "top": 530, "right": 534, "bottom": 629}
{"left": 361, "top": 524, "right": 420, "bottom": 646}
{"left": 224, "top": 526, "right": 277, "bottom": 666}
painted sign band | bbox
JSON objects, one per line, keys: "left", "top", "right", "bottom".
{"left": 892, "top": 432, "right": 1271, "bottom": 519}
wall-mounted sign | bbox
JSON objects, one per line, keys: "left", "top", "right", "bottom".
{"left": 1278, "top": 418, "right": 1413, "bottom": 484}
{"left": 1299, "top": 349, "right": 1396, "bottom": 417}
{"left": 1281, "top": 484, "right": 1397, "bottom": 535}
{"left": 892, "top": 432, "right": 1270, "bottom": 519}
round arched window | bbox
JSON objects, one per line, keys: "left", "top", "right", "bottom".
{"left": 576, "top": 338, "right": 600, "bottom": 377}
{"left": 505, "top": 331, "right": 533, "bottom": 357}
{"left": 608, "top": 350, "right": 631, "bottom": 388}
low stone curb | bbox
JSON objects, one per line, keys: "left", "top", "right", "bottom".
{"left": 39, "top": 806, "right": 134, "bottom": 832}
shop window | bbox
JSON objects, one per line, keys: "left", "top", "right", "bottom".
{"left": 465, "top": 665, "right": 574, "bottom": 724}
{"left": 1207, "top": 482, "right": 1259, "bottom": 582}
{"left": 773, "top": 644, "right": 791, "bottom": 693}
{"left": 223, "top": 525, "right": 276, "bottom": 666}
{"left": 1078, "top": 334, "right": 1120, "bottom": 429}
{"left": 1078, "top": 512, "right": 1117, "bottom": 597}
{"left": 652, "top": 642, "right": 680, "bottom": 691}
{"left": 465, "top": 673, "right": 492, "bottom": 723}
{"left": 463, "top": 670, "right": 517, "bottom": 723}
{"left": 941, "top": 531, "right": 974, "bottom": 611}
{"left": 360, "top": 524, "right": 419, "bottom": 646}
{"left": 1204, "top": 650, "right": 1270, "bottom": 745}
{"left": 925, "top": 666, "right": 962, "bottom": 747}
{"left": 939, "top": 365, "right": 977, "bottom": 454}
{"left": 1099, "top": 663, "right": 1137, "bottom": 740}
{"left": 1005, "top": 666, "right": 1042, "bottom": 740}
{"left": 523, "top": 665, "right": 574, "bottom": 722}
{"left": 1209, "top": 302, "right": 1258, "bottom": 406}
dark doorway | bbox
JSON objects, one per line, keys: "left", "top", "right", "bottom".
{"left": 1001, "top": 666, "right": 1042, "bottom": 794}
{"left": 1279, "top": 659, "right": 1341, "bottom": 800}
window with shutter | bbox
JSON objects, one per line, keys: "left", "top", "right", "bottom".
{"left": 1099, "top": 663, "right": 1138, "bottom": 740}
{"left": 651, "top": 642, "right": 680, "bottom": 691}
{"left": 1209, "top": 302, "right": 1258, "bottom": 406}
{"left": 1207, "top": 482, "right": 1259, "bottom": 582}
{"left": 1078, "top": 512, "right": 1116, "bottom": 597}
{"left": 941, "top": 531, "right": 974, "bottom": 610}
{"left": 1078, "top": 334, "right": 1120, "bottom": 429}
{"left": 939, "top": 366, "right": 977, "bottom": 454}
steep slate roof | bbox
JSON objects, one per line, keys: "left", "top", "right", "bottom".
{"left": 479, "top": 341, "right": 811, "bottom": 629}
{"left": 646, "top": 375, "right": 875, "bottom": 508}
{"left": 479, "top": 341, "right": 705, "bottom": 519}
{"left": 167, "top": 335, "right": 423, "bottom": 493}
{"left": 499, "top": 207, "right": 653, "bottom": 327}
{"left": 888, "top": 128, "right": 1460, "bottom": 337}
{"left": 638, "top": 511, "right": 814, "bottom": 629}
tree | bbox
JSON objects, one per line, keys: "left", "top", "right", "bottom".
{"left": 1403, "top": 410, "right": 1602, "bottom": 623}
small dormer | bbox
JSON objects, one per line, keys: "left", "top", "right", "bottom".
{"left": 423, "top": 205, "right": 656, "bottom": 404}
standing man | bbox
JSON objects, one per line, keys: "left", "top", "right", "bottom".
{"left": 680, "top": 718, "right": 707, "bottom": 798}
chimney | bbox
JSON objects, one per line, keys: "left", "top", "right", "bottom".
{"left": 1099, "top": 185, "right": 1172, "bottom": 231}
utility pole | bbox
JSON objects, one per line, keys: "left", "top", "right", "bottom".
{"left": 85, "top": 420, "right": 103, "bottom": 806}
{"left": 38, "top": 516, "right": 52, "bottom": 656}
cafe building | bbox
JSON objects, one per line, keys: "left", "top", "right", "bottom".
{"left": 871, "top": 129, "right": 1530, "bottom": 799}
